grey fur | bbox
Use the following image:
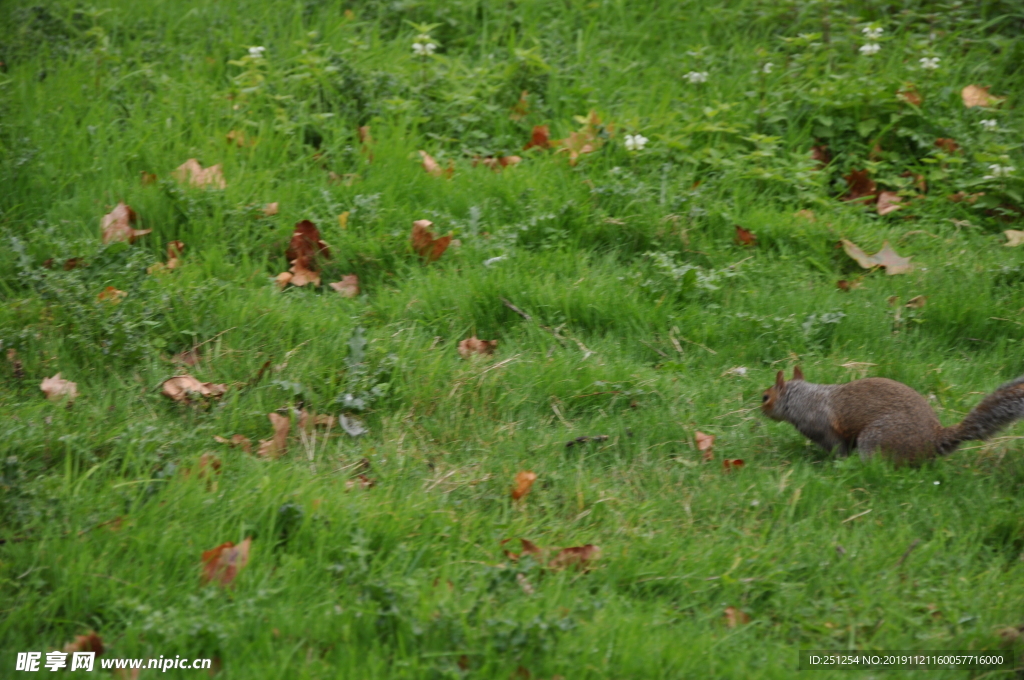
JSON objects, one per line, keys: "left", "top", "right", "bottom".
{"left": 939, "top": 375, "right": 1024, "bottom": 454}
{"left": 764, "top": 380, "right": 848, "bottom": 453}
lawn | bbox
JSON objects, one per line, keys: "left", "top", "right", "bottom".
{"left": 2, "top": 0, "right": 1024, "bottom": 678}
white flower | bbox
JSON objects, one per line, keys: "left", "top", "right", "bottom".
{"left": 248, "top": 46, "right": 266, "bottom": 58}
{"left": 933, "top": 481, "right": 940, "bottom": 485}
{"left": 980, "top": 119, "right": 998, "bottom": 131}
{"left": 624, "top": 134, "right": 648, "bottom": 151}
{"left": 862, "top": 27, "right": 884, "bottom": 40}
{"left": 984, "top": 164, "right": 1015, "bottom": 179}
{"left": 483, "top": 256, "right": 506, "bottom": 267}
{"left": 684, "top": 71, "right": 709, "bottom": 84}
{"left": 919, "top": 57, "right": 940, "bottom": 70}
{"left": 762, "top": 62, "right": 774, "bottom": 74}
{"left": 859, "top": 43, "right": 881, "bottom": 56}
{"left": 412, "top": 42, "right": 436, "bottom": 56}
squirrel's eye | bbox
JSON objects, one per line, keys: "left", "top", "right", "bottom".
{"left": 762, "top": 394, "right": 769, "bottom": 402}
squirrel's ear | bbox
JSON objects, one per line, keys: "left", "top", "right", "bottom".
{"left": 775, "top": 370, "right": 785, "bottom": 389}
{"left": 793, "top": 366, "right": 804, "bottom": 381}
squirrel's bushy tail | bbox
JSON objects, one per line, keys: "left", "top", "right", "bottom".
{"left": 938, "top": 375, "right": 1024, "bottom": 455}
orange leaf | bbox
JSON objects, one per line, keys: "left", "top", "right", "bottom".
{"left": 101, "top": 202, "right": 151, "bottom": 244}
{"left": 695, "top": 430, "right": 715, "bottom": 461}
{"left": 410, "top": 220, "right": 452, "bottom": 262}
{"left": 161, "top": 375, "right": 228, "bottom": 402}
{"left": 288, "top": 257, "right": 321, "bottom": 287}
{"left": 549, "top": 544, "right": 601, "bottom": 570}
{"left": 40, "top": 374, "right": 78, "bottom": 402}
{"left": 275, "top": 272, "right": 294, "bottom": 289}
{"left": 842, "top": 169, "right": 877, "bottom": 202}
{"left": 201, "top": 537, "right": 251, "bottom": 586}
{"left": 419, "top": 150, "right": 453, "bottom": 178}
{"left": 722, "top": 458, "right": 745, "bottom": 472}
{"left": 458, "top": 336, "right": 498, "bottom": 358}
{"left": 258, "top": 412, "right": 290, "bottom": 458}
{"left": 172, "top": 158, "right": 226, "bottom": 189}
{"left": 961, "top": 84, "right": 1003, "bottom": 108}
{"left": 511, "top": 470, "right": 537, "bottom": 501}
{"left": 523, "top": 125, "right": 551, "bottom": 150}
{"left": 96, "top": 286, "right": 127, "bottom": 303}
{"left": 876, "top": 191, "right": 903, "bottom": 216}
{"left": 724, "top": 606, "right": 751, "bottom": 627}
{"left": 63, "top": 632, "right": 104, "bottom": 655}
{"left": 734, "top": 225, "right": 756, "bottom": 246}
{"left": 286, "top": 220, "right": 331, "bottom": 265}
{"left": 841, "top": 239, "right": 913, "bottom": 275}
{"left": 329, "top": 274, "right": 360, "bottom": 298}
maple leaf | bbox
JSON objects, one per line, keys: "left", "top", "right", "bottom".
{"left": 275, "top": 272, "right": 293, "bottom": 289}
{"left": 288, "top": 257, "right": 321, "bottom": 287}
{"left": 510, "top": 90, "right": 530, "bottom": 121}
{"left": 214, "top": 434, "right": 252, "bottom": 453}
{"left": 842, "top": 169, "right": 877, "bottom": 202}
{"left": 523, "top": 125, "right": 551, "bottom": 150}
{"left": 553, "top": 130, "right": 598, "bottom": 165}
{"left": 258, "top": 412, "right": 290, "bottom": 458}
{"left": 695, "top": 430, "right": 715, "bottom": 461}
{"left": 734, "top": 225, "right": 756, "bottom": 246}
{"left": 63, "top": 631, "right": 104, "bottom": 655}
{"left": 722, "top": 458, "right": 745, "bottom": 472}
{"left": 458, "top": 336, "right": 498, "bottom": 358}
{"left": 286, "top": 220, "right": 331, "bottom": 264}
{"left": 419, "top": 150, "right": 453, "bottom": 178}
{"left": 172, "top": 158, "right": 226, "bottom": 189}
{"left": 961, "top": 84, "right": 1003, "bottom": 108}
{"left": 40, "top": 374, "right": 78, "bottom": 402}
{"left": 934, "top": 138, "right": 959, "bottom": 153}
{"left": 410, "top": 220, "right": 452, "bottom": 262}
{"left": 876, "top": 191, "right": 903, "bottom": 216}
{"left": 1004, "top": 230, "right": 1024, "bottom": 247}
{"left": 841, "top": 239, "right": 913, "bottom": 275}
{"left": 724, "top": 606, "right": 751, "bottom": 628}
{"left": 329, "top": 274, "right": 360, "bottom": 298}
{"left": 511, "top": 470, "right": 537, "bottom": 501}
{"left": 161, "top": 375, "right": 228, "bottom": 403}
{"left": 101, "top": 202, "right": 151, "bottom": 244}
{"left": 201, "top": 537, "right": 251, "bottom": 586}
{"left": 96, "top": 286, "right": 127, "bottom": 303}
{"left": 549, "top": 544, "right": 601, "bottom": 570}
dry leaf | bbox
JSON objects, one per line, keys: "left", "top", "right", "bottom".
{"left": 298, "top": 409, "right": 334, "bottom": 430}
{"left": 7, "top": 348, "right": 25, "bottom": 380}
{"left": 201, "top": 537, "right": 251, "bottom": 586}
{"left": 695, "top": 430, "right": 715, "bottom": 461}
{"left": 141, "top": 171, "right": 158, "bottom": 185}
{"left": 101, "top": 202, "right": 151, "bottom": 244}
{"left": 344, "top": 473, "right": 376, "bottom": 490}
{"left": 165, "top": 240, "right": 185, "bottom": 270}
{"left": 288, "top": 258, "right": 321, "bottom": 287}
{"left": 338, "top": 211, "right": 349, "bottom": 230}
{"left": 510, "top": 90, "right": 530, "bottom": 121}
{"left": 794, "top": 209, "right": 816, "bottom": 222}
{"left": 458, "top": 336, "right": 498, "bottom": 358}
{"left": 897, "top": 83, "right": 922, "bottom": 107}
{"left": 63, "top": 257, "right": 84, "bottom": 270}
{"left": 286, "top": 220, "right": 331, "bottom": 265}
{"left": 948, "top": 191, "right": 984, "bottom": 204}
{"left": 724, "top": 606, "right": 751, "bottom": 628}
{"left": 161, "top": 375, "right": 227, "bottom": 402}
{"left": 876, "top": 191, "right": 903, "bottom": 216}
{"left": 836, "top": 279, "right": 863, "bottom": 291}
{"left": 549, "top": 544, "right": 601, "bottom": 570}
{"left": 410, "top": 220, "right": 452, "bottom": 262}
{"left": 275, "top": 272, "right": 293, "bottom": 289}
{"left": 96, "top": 286, "right": 127, "bottom": 303}
{"left": 329, "top": 274, "right": 359, "bottom": 298}
{"left": 841, "top": 239, "right": 913, "bottom": 275}
{"left": 810, "top": 145, "right": 831, "bottom": 169}
{"left": 63, "top": 632, "right": 104, "bottom": 655}
{"left": 511, "top": 470, "right": 537, "bottom": 501}
{"left": 189, "top": 453, "right": 222, "bottom": 480}
{"left": 523, "top": 125, "right": 551, "bottom": 150}
{"left": 934, "top": 138, "right": 959, "bottom": 153}
{"left": 258, "top": 412, "right": 290, "bottom": 458}
{"left": 214, "top": 434, "right": 252, "bottom": 453}
{"left": 842, "top": 169, "right": 877, "bottom": 202}
{"left": 961, "top": 84, "right": 1003, "bottom": 108}
{"left": 475, "top": 155, "right": 523, "bottom": 172}
{"left": 503, "top": 537, "right": 545, "bottom": 561}
{"left": 226, "top": 130, "right": 249, "bottom": 147}
{"left": 722, "top": 458, "right": 745, "bottom": 472}
{"left": 734, "top": 225, "right": 756, "bottom": 246}
{"left": 40, "top": 374, "right": 78, "bottom": 402}
{"left": 1004, "top": 230, "right": 1024, "bottom": 247}
{"left": 419, "top": 150, "right": 453, "bottom": 178}
{"left": 263, "top": 202, "right": 279, "bottom": 216}
{"left": 172, "top": 158, "right": 226, "bottom": 189}
{"left": 905, "top": 295, "right": 927, "bottom": 309}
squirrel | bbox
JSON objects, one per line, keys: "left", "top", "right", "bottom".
{"left": 761, "top": 366, "right": 1024, "bottom": 465}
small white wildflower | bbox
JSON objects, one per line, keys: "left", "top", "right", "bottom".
{"left": 248, "top": 46, "right": 266, "bottom": 58}
{"left": 684, "top": 71, "right": 709, "bottom": 84}
{"left": 726, "top": 366, "right": 748, "bottom": 376}
{"left": 859, "top": 43, "right": 881, "bottom": 56}
{"left": 919, "top": 57, "right": 940, "bottom": 70}
{"left": 624, "top": 134, "right": 648, "bottom": 151}
{"left": 933, "top": 481, "right": 940, "bottom": 485}
{"left": 483, "top": 256, "right": 506, "bottom": 268}
{"left": 984, "top": 164, "right": 1015, "bottom": 179}
{"left": 980, "top": 119, "right": 998, "bottom": 131}
{"left": 412, "top": 42, "right": 436, "bottom": 56}
{"left": 762, "top": 62, "right": 774, "bottom": 74}
{"left": 750, "top": 499, "right": 760, "bottom": 507}
{"left": 862, "top": 27, "right": 884, "bottom": 40}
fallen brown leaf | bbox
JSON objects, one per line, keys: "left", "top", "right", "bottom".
{"left": 329, "top": 274, "right": 359, "bottom": 298}
{"left": 258, "top": 412, "right": 290, "bottom": 458}
{"left": 935, "top": 138, "right": 959, "bottom": 153}
{"left": 810, "top": 145, "right": 831, "bottom": 169}
{"left": 64, "top": 257, "right": 84, "bottom": 270}
{"left": 897, "top": 83, "right": 922, "bottom": 107}
{"left": 7, "top": 348, "right": 25, "bottom": 380}
{"left": 275, "top": 272, "right": 293, "bottom": 289}
{"left": 734, "top": 225, "right": 756, "bottom": 246}
{"left": 841, "top": 239, "right": 913, "bottom": 275}
{"left": 286, "top": 220, "right": 330, "bottom": 264}
{"left": 298, "top": 409, "right": 334, "bottom": 431}
{"left": 172, "top": 158, "right": 226, "bottom": 189}
{"left": 344, "top": 473, "right": 376, "bottom": 490}
{"left": 101, "top": 202, "right": 151, "bottom": 244}
{"left": 549, "top": 544, "right": 601, "bottom": 570}
{"left": 214, "top": 434, "right": 252, "bottom": 453}
{"left": 201, "top": 537, "right": 251, "bottom": 586}
{"left": 263, "top": 202, "right": 279, "bottom": 216}
{"left": 63, "top": 631, "right": 104, "bottom": 655}
{"left": 40, "top": 374, "right": 78, "bottom": 402}
{"left": 695, "top": 430, "right": 715, "bottom": 461}
{"left": 724, "top": 606, "right": 751, "bottom": 627}
{"left": 842, "top": 169, "right": 877, "bottom": 202}
{"left": 288, "top": 258, "right": 321, "bottom": 287}
{"left": 186, "top": 452, "right": 222, "bottom": 481}
{"left": 419, "top": 150, "right": 453, "bottom": 178}
{"left": 226, "top": 130, "right": 249, "bottom": 147}
{"left": 836, "top": 279, "right": 863, "bottom": 292}
{"left": 722, "top": 458, "right": 745, "bottom": 472}
{"left": 905, "top": 295, "right": 927, "bottom": 309}
{"left": 961, "top": 84, "right": 1003, "bottom": 108}
{"left": 161, "top": 375, "right": 228, "bottom": 403}
{"left": 511, "top": 470, "right": 537, "bottom": 501}
{"left": 475, "top": 155, "right": 523, "bottom": 172}
{"left": 523, "top": 124, "right": 551, "bottom": 150}
{"left": 510, "top": 90, "right": 530, "bottom": 122}
{"left": 458, "top": 336, "right": 498, "bottom": 358}
{"left": 876, "top": 191, "right": 903, "bottom": 216}
{"left": 410, "top": 220, "right": 452, "bottom": 262}
{"left": 1004, "top": 230, "right": 1024, "bottom": 247}
{"left": 141, "top": 171, "right": 158, "bottom": 185}
{"left": 502, "top": 538, "right": 545, "bottom": 561}
{"left": 96, "top": 286, "right": 127, "bottom": 303}
{"left": 948, "top": 191, "right": 984, "bottom": 204}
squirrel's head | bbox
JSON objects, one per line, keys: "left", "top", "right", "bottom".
{"left": 761, "top": 366, "right": 804, "bottom": 419}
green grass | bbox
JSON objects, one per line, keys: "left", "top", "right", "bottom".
{"left": 2, "top": 0, "right": 1024, "bottom": 677}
